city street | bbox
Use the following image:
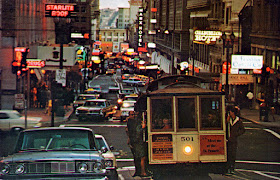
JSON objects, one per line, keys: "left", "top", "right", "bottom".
{"left": 1, "top": 74, "right": 280, "bottom": 179}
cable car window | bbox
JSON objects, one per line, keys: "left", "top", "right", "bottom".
{"left": 151, "top": 98, "right": 172, "bottom": 131}
{"left": 178, "top": 98, "right": 196, "bottom": 129}
{"left": 200, "top": 97, "right": 222, "bottom": 129}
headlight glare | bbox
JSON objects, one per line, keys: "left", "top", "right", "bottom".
{"left": 78, "top": 163, "right": 88, "bottom": 173}
{"left": 184, "top": 145, "right": 193, "bottom": 154}
{"left": 15, "top": 164, "right": 25, "bottom": 174}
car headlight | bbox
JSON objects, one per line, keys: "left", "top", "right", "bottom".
{"left": 93, "top": 162, "right": 105, "bottom": 173}
{"left": 105, "top": 160, "right": 113, "bottom": 167}
{"left": 1, "top": 164, "right": 10, "bottom": 174}
{"left": 77, "top": 162, "right": 88, "bottom": 173}
{"left": 15, "top": 164, "right": 25, "bottom": 174}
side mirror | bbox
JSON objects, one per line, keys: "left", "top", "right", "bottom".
{"left": 110, "top": 145, "right": 114, "bottom": 151}
{"left": 101, "top": 146, "right": 108, "bottom": 153}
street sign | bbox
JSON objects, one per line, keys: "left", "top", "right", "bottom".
{"left": 56, "top": 69, "right": 66, "bottom": 86}
{"left": 15, "top": 94, "right": 25, "bottom": 109}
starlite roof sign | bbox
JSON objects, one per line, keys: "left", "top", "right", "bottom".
{"left": 231, "top": 55, "right": 263, "bottom": 69}
{"left": 45, "top": 3, "right": 77, "bottom": 18}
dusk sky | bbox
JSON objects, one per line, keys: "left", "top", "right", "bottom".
{"left": 100, "top": 0, "right": 130, "bottom": 9}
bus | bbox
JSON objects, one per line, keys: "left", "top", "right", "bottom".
{"left": 132, "top": 75, "right": 228, "bottom": 179}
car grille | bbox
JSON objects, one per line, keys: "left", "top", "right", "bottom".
{"left": 77, "top": 109, "right": 88, "bottom": 114}
{"left": 8, "top": 162, "right": 76, "bottom": 174}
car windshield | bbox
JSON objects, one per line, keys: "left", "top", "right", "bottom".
{"left": 16, "top": 129, "right": 96, "bottom": 152}
{"left": 84, "top": 101, "right": 105, "bottom": 107}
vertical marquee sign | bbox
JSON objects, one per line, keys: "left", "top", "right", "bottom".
{"left": 138, "top": 7, "right": 144, "bottom": 47}
{"left": 45, "top": 3, "right": 77, "bottom": 18}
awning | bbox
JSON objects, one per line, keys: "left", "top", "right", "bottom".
{"left": 220, "top": 74, "right": 254, "bottom": 85}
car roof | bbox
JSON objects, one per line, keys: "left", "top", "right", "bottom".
{"left": 85, "top": 99, "right": 107, "bottom": 102}
{"left": 22, "top": 127, "right": 94, "bottom": 132}
{"left": 0, "top": 110, "right": 20, "bottom": 113}
{"left": 125, "top": 94, "right": 138, "bottom": 97}
{"left": 78, "top": 94, "right": 99, "bottom": 96}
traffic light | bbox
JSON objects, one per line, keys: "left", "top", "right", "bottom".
{"left": 261, "top": 65, "right": 270, "bottom": 85}
{"left": 21, "top": 48, "right": 29, "bottom": 70}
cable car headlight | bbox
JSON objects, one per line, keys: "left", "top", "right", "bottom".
{"left": 15, "top": 164, "right": 25, "bottom": 174}
{"left": 184, "top": 145, "right": 193, "bottom": 155}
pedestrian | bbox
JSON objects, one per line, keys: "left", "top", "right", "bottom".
{"left": 226, "top": 105, "right": 245, "bottom": 174}
{"left": 126, "top": 111, "right": 149, "bottom": 177}
{"left": 246, "top": 90, "right": 254, "bottom": 109}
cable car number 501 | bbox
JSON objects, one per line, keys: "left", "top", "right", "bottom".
{"left": 181, "top": 137, "right": 194, "bottom": 141}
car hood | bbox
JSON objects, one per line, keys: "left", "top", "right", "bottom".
{"left": 77, "top": 106, "right": 102, "bottom": 111}
{"left": 2, "top": 151, "right": 102, "bottom": 163}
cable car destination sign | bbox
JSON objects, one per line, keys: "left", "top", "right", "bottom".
{"left": 45, "top": 3, "right": 77, "bottom": 18}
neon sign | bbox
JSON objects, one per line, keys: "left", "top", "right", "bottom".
{"left": 27, "top": 59, "right": 45, "bottom": 68}
{"left": 194, "top": 30, "right": 222, "bottom": 44}
{"left": 138, "top": 7, "right": 144, "bottom": 47}
{"left": 45, "top": 3, "right": 76, "bottom": 18}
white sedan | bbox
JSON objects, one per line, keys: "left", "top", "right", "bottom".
{"left": 122, "top": 77, "right": 146, "bottom": 86}
{"left": 0, "top": 110, "right": 42, "bottom": 132}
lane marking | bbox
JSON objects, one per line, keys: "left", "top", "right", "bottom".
{"left": 254, "top": 171, "right": 280, "bottom": 180}
{"left": 236, "top": 160, "right": 280, "bottom": 165}
{"left": 264, "top": 128, "right": 280, "bottom": 140}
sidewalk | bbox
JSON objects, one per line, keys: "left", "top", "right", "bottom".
{"left": 24, "top": 107, "right": 73, "bottom": 127}
{"left": 240, "top": 108, "right": 280, "bottom": 129}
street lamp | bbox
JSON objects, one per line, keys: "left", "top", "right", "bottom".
{"left": 222, "top": 32, "right": 235, "bottom": 101}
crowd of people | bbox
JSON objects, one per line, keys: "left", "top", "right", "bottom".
{"left": 30, "top": 82, "right": 75, "bottom": 113}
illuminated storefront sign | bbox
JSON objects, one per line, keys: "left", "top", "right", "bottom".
{"left": 231, "top": 55, "right": 263, "bottom": 69}
{"left": 27, "top": 59, "right": 45, "bottom": 68}
{"left": 194, "top": 30, "right": 222, "bottom": 44}
{"left": 138, "top": 7, "right": 144, "bottom": 47}
{"left": 45, "top": 3, "right": 76, "bottom": 18}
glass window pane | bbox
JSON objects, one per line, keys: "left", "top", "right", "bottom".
{"left": 178, "top": 98, "right": 196, "bottom": 129}
{"left": 151, "top": 98, "right": 172, "bottom": 130}
{"left": 200, "top": 97, "right": 222, "bottom": 129}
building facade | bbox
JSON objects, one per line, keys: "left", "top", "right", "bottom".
{"left": 117, "top": 8, "right": 130, "bottom": 29}
{"left": 0, "top": 0, "right": 56, "bottom": 109}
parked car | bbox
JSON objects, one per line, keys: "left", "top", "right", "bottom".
{"left": 122, "top": 77, "right": 146, "bottom": 86}
{"left": 0, "top": 127, "right": 108, "bottom": 179}
{"left": 95, "top": 134, "right": 118, "bottom": 179}
{"left": 120, "top": 100, "right": 136, "bottom": 121}
{"left": 73, "top": 94, "right": 100, "bottom": 110}
{"left": 0, "top": 110, "right": 42, "bottom": 133}
{"left": 75, "top": 99, "right": 115, "bottom": 121}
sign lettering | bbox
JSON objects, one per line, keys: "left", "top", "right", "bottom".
{"left": 200, "top": 135, "right": 224, "bottom": 155}
{"left": 45, "top": 3, "right": 76, "bottom": 18}
{"left": 152, "top": 134, "right": 173, "bottom": 160}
